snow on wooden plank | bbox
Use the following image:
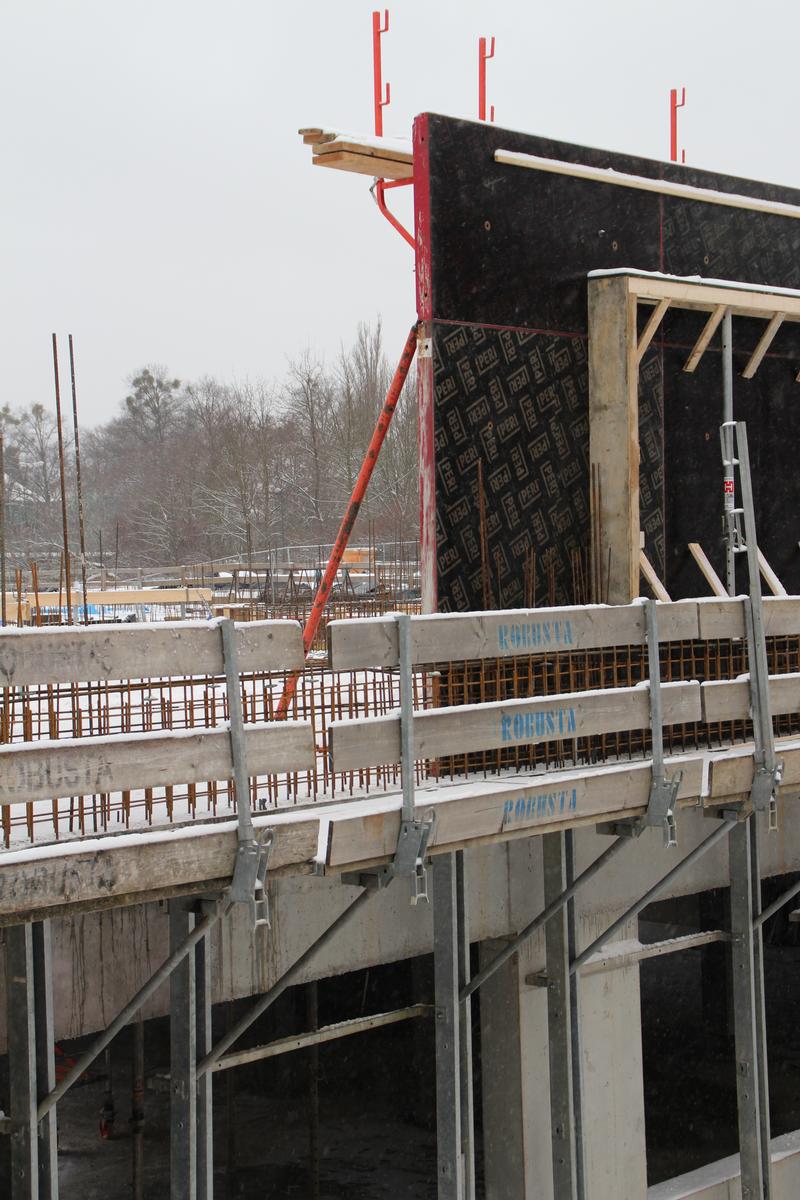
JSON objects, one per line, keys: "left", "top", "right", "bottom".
{"left": 325, "top": 755, "right": 706, "bottom": 868}
{"left": 0, "top": 619, "right": 304, "bottom": 686}
{"left": 328, "top": 681, "right": 701, "bottom": 772}
{"left": 701, "top": 673, "right": 800, "bottom": 723}
{"left": 0, "top": 722, "right": 314, "bottom": 805}
{"left": 327, "top": 601, "right": 700, "bottom": 671}
{"left": 696, "top": 596, "right": 800, "bottom": 640}
{"left": 707, "top": 738, "right": 800, "bottom": 801}
{"left": 0, "top": 815, "right": 320, "bottom": 921}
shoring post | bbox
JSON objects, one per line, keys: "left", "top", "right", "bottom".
{"left": 565, "top": 831, "right": 586, "bottom": 1200}
{"left": 32, "top": 923, "right": 58, "bottom": 1200}
{"left": 455, "top": 852, "right": 475, "bottom": 1200}
{"left": 432, "top": 853, "right": 465, "bottom": 1199}
{"left": 6, "top": 924, "right": 38, "bottom": 1199}
{"left": 195, "top": 927, "right": 214, "bottom": 1200}
{"left": 131, "top": 1017, "right": 145, "bottom": 1200}
{"left": 729, "top": 818, "right": 770, "bottom": 1199}
{"left": 170, "top": 902, "right": 197, "bottom": 1200}
{"left": 543, "top": 832, "right": 579, "bottom": 1199}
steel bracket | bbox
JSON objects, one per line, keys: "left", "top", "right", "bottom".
{"left": 229, "top": 827, "right": 273, "bottom": 927}
{"left": 638, "top": 598, "right": 681, "bottom": 846}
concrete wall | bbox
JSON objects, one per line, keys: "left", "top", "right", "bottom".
{"left": 1, "top": 804, "right": 798, "bottom": 1048}
{"left": 648, "top": 1130, "right": 800, "bottom": 1199}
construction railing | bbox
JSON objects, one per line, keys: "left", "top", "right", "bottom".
{"left": 0, "top": 596, "right": 798, "bottom": 854}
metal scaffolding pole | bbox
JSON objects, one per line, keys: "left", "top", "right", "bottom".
{"left": 455, "top": 851, "right": 475, "bottom": 1200}
{"left": 433, "top": 852, "right": 466, "bottom": 1199}
{"left": 462, "top": 833, "right": 629, "bottom": 1001}
{"left": 543, "top": 832, "right": 580, "bottom": 1200}
{"left": 195, "top": 927, "right": 213, "bottom": 1200}
{"left": 31, "top": 923, "right": 58, "bottom": 1200}
{"left": 730, "top": 820, "right": 771, "bottom": 1200}
{"left": 6, "top": 924, "right": 38, "bottom": 1199}
{"left": 170, "top": 903, "right": 197, "bottom": 1200}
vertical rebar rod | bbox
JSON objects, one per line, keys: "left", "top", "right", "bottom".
{"left": 51, "top": 334, "right": 73, "bottom": 624}
{"left": 0, "top": 432, "right": 6, "bottom": 625}
{"left": 722, "top": 311, "right": 735, "bottom": 596}
{"left": 68, "top": 335, "right": 89, "bottom": 624}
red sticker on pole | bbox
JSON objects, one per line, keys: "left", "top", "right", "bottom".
{"left": 723, "top": 480, "right": 735, "bottom": 495}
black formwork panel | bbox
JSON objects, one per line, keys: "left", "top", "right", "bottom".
{"left": 420, "top": 114, "right": 800, "bottom": 609}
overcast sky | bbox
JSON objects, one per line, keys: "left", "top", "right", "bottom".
{"left": 2, "top": 0, "right": 798, "bottom": 426}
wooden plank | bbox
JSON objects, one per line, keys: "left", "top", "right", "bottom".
{"left": 0, "top": 816, "right": 320, "bottom": 920}
{"left": 639, "top": 550, "right": 671, "bottom": 601}
{"left": 701, "top": 672, "right": 800, "bottom": 723}
{"left": 312, "top": 138, "right": 413, "bottom": 166}
{"left": 0, "top": 721, "right": 315, "bottom": 805}
{"left": 328, "top": 600, "right": 700, "bottom": 671}
{"left": 623, "top": 274, "right": 800, "bottom": 321}
{"left": 328, "top": 681, "right": 701, "bottom": 772}
{"left": 326, "top": 755, "right": 706, "bottom": 868}
{"left": 697, "top": 596, "right": 800, "bottom": 640}
{"left": 688, "top": 543, "right": 727, "bottom": 597}
{"left": 0, "top": 619, "right": 304, "bottom": 687}
{"left": 15, "top": 587, "right": 213, "bottom": 609}
{"left": 742, "top": 312, "right": 784, "bottom": 379}
{"left": 635, "top": 297, "right": 670, "bottom": 365}
{"left": 758, "top": 549, "right": 787, "bottom": 596}
{"left": 707, "top": 739, "right": 800, "bottom": 801}
{"left": 683, "top": 305, "right": 727, "bottom": 373}
{"left": 588, "top": 275, "right": 639, "bottom": 603}
{"left": 312, "top": 151, "right": 413, "bottom": 181}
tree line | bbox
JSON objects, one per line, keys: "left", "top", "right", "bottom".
{"left": 2, "top": 322, "right": 419, "bottom": 577}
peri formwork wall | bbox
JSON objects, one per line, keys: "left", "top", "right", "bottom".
{"left": 412, "top": 113, "right": 800, "bottom": 611}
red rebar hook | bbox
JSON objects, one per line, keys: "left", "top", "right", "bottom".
{"left": 372, "top": 9, "right": 390, "bottom": 137}
{"left": 370, "top": 8, "right": 415, "bottom": 248}
{"left": 478, "top": 36, "right": 495, "bottom": 122}
{"left": 669, "top": 87, "right": 686, "bottom": 163}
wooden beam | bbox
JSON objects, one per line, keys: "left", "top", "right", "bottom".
{"left": 688, "top": 543, "right": 728, "bottom": 597}
{"left": 328, "top": 600, "right": 700, "bottom": 671}
{"left": 497, "top": 150, "right": 800, "bottom": 226}
{"left": 14, "top": 587, "right": 213, "bottom": 609}
{"left": 0, "top": 721, "right": 315, "bottom": 806}
{"left": 741, "top": 312, "right": 785, "bottom": 379}
{"left": 683, "top": 305, "right": 727, "bottom": 373}
{"left": 639, "top": 550, "right": 671, "bottom": 601}
{"left": 622, "top": 273, "right": 800, "bottom": 322}
{"left": 312, "top": 151, "right": 413, "bottom": 181}
{"left": 635, "top": 297, "right": 670, "bottom": 365}
{"left": 697, "top": 596, "right": 800, "bottom": 640}
{"left": 329, "top": 681, "right": 701, "bottom": 772}
{"left": 0, "top": 619, "right": 304, "bottom": 687}
{"left": 701, "top": 672, "right": 800, "bottom": 724}
{"left": 588, "top": 276, "right": 640, "bottom": 603}
{"left": 757, "top": 548, "right": 787, "bottom": 596}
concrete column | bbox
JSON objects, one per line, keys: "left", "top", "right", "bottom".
{"left": 480, "top": 838, "right": 647, "bottom": 1200}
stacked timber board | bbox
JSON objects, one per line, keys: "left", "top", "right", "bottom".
{"left": 299, "top": 127, "right": 413, "bottom": 180}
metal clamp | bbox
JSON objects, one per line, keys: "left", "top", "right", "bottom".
{"left": 342, "top": 613, "right": 435, "bottom": 901}
{"left": 730, "top": 423, "right": 782, "bottom": 831}
{"left": 219, "top": 617, "right": 275, "bottom": 926}
{"left": 640, "top": 599, "right": 682, "bottom": 847}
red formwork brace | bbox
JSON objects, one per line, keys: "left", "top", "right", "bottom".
{"left": 371, "top": 9, "right": 415, "bottom": 247}
{"left": 478, "top": 36, "right": 496, "bottom": 122}
{"left": 670, "top": 87, "right": 686, "bottom": 163}
{"left": 275, "top": 324, "right": 419, "bottom": 719}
